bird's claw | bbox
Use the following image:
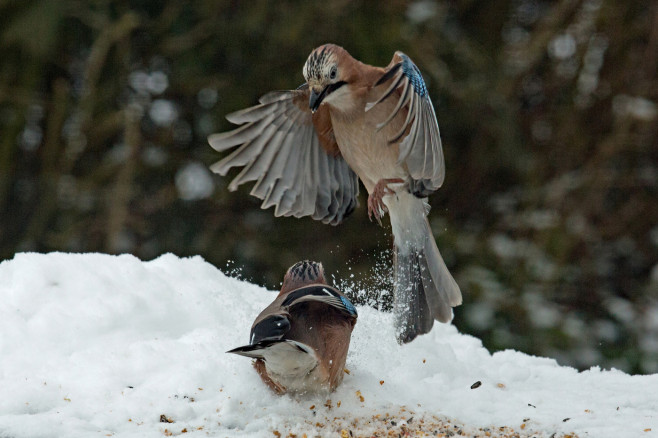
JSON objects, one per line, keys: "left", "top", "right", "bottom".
{"left": 367, "top": 178, "right": 403, "bottom": 227}
{"left": 367, "top": 200, "right": 386, "bottom": 226}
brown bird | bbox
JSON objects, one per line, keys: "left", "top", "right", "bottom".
{"left": 210, "top": 44, "right": 461, "bottom": 343}
{"left": 227, "top": 260, "right": 357, "bottom": 394}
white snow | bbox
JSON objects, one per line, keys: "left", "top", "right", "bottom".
{"left": 1, "top": 252, "right": 656, "bottom": 437}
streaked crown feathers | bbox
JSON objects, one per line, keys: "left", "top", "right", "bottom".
{"left": 303, "top": 45, "right": 340, "bottom": 83}
{"left": 287, "top": 260, "right": 324, "bottom": 283}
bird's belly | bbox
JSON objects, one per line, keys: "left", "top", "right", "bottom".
{"left": 332, "top": 119, "right": 406, "bottom": 194}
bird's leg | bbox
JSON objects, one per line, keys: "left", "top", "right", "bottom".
{"left": 368, "top": 178, "right": 405, "bottom": 226}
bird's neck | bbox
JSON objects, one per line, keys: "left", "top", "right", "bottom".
{"left": 327, "top": 62, "right": 385, "bottom": 118}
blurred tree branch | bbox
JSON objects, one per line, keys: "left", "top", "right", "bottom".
{"left": 79, "top": 11, "right": 140, "bottom": 132}
{"left": 106, "top": 104, "right": 140, "bottom": 253}
{"left": 642, "top": 2, "right": 658, "bottom": 83}
{"left": 0, "top": 0, "right": 656, "bottom": 373}
{"left": 160, "top": 19, "right": 215, "bottom": 55}
{"left": 21, "top": 78, "right": 70, "bottom": 247}
{"left": 501, "top": 0, "right": 582, "bottom": 94}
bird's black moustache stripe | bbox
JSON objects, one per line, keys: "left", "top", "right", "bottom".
{"left": 310, "top": 81, "right": 347, "bottom": 111}
{"left": 326, "top": 81, "right": 347, "bottom": 95}
{"left": 318, "top": 81, "right": 347, "bottom": 103}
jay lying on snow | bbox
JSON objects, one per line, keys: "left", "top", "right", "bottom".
{"left": 210, "top": 44, "right": 461, "bottom": 343}
{"left": 228, "top": 261, "right": 357, "bottom": 394}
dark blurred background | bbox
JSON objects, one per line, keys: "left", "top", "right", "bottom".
{"left": 1, "top": 0, "right": 657, "bottom": 373}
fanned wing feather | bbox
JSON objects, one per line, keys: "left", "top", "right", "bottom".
{"left": 209, "top": 87, "right": 359, "bottom": 225}
{"left": 375, "top": 78, "right": 410, "bottom": 131}
{"left": 367, "top": 52, "right": 445, "bottom": 196}
{"left": 250, "top": 109, "right": 304, "bottom": 199}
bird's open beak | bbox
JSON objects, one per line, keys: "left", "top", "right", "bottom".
{"left": 309, "top": 87, "right": 327, "bottom": 113}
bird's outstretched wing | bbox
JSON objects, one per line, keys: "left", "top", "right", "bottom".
{"left": 208, "top": 85, "right": 359, "bottom": 225}
{"left": 366, "top": 52, "right": 445, "bottom": 197}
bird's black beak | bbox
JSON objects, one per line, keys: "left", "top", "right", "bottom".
{"left": 309, "top": 87, "right": 327, "bottom": 113}
{"left": 309, "top": 82, "right": 347, "bottom": 113}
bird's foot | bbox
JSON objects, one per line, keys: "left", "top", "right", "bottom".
{"left": 368, "top": 178, "right": 404, "bottom": 226}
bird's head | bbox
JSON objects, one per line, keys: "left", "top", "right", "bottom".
{"left": 280, "top": 260, "right": 327, "bottom": 294}
{"left": 303, "top": 44, "right": 349, "bottom": 113}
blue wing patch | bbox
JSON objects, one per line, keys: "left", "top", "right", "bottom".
{"left": 400, "top": 54, "right": 428, "bottom": 97}
{"left": 339, "top": 295, "right": 358, "bottom": 317}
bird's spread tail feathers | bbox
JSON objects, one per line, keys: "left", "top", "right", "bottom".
{"left": 386, "top": 193, "right": 462, "bottom": 343}
{"left": 227, "top": 339, "right": 318, "bottom": 376}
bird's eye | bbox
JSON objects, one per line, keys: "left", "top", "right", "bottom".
{"left": 329, "top": 67, "right": 337, "bottom": 80}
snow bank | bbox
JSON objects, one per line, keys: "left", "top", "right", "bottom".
{"left": 0, "top": 253, "right": 655, "bottom": 437}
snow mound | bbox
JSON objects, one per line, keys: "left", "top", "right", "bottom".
{"left": 0, "top": 253, "right": 656, "bottom": 437}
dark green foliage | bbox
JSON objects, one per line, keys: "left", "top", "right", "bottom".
{"left": 1, "top": 0, "right": 656, "bottom": 373}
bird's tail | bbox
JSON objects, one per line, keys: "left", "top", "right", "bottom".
{"left": 386, "top": 192, "right": 462, "bottom": 343}
{"left": 227, "top": 340, "right": 319, "bottom": 376}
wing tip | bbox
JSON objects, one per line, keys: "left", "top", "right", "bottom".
{"left": 226, "top": 345, "right": 259, "bottom": 357}
{"left": 207, "top": 133, "right": 231, "bottom": 152}
{"left": 209, "top": 161, "right": 227, "bottom": 176}
{"left": 224, "top": 112, "right": 245, "bottom": 125}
